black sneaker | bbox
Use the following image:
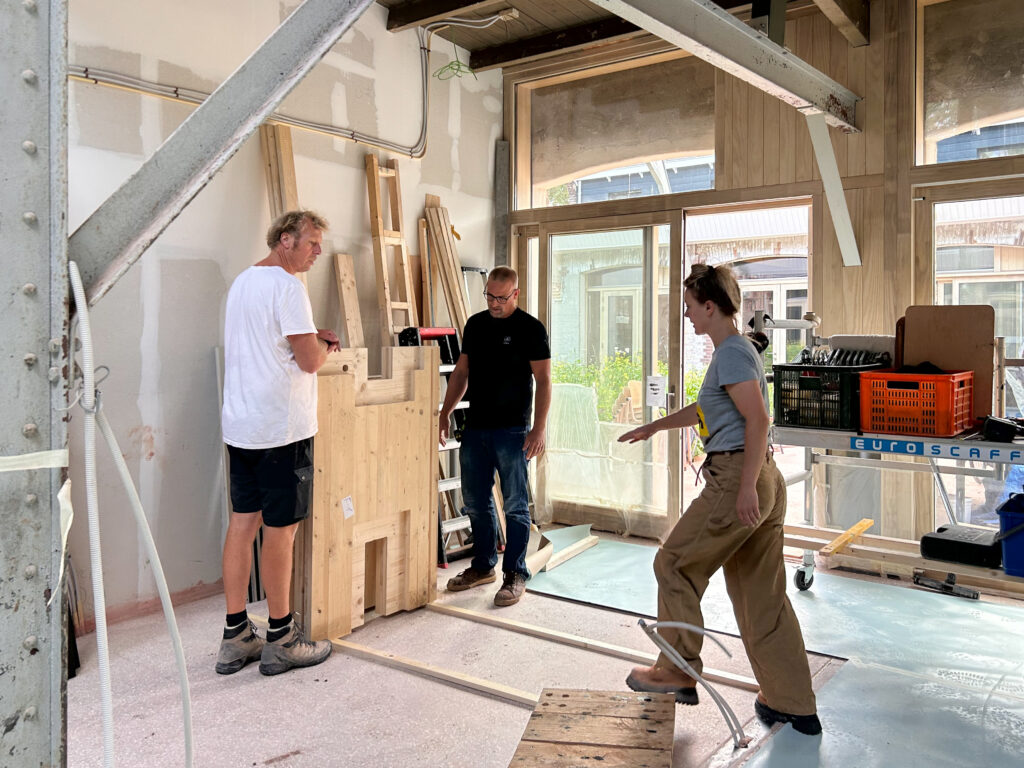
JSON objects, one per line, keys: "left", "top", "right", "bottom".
{"left": 754, "top": 698, "right": 822, "bottom": 735}
{"left": 446, "top": 567, "right": 496, "bottom": 592}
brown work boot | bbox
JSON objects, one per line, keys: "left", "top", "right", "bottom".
{"left": 626, "top": 665, "right": 699, "bottom": 705}
{"left": 494, "top": 572, "right": 526, "bottom": 606}
{"left": 446, "top": 567, "right": 496, "bottom": 592}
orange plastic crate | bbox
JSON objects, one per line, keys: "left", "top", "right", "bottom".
{"left": 858, "top": 369, "right": 974, "bottom": 437}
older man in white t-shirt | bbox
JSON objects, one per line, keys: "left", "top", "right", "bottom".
{"left": 216, "top": 210, "right": 339, "bottom": 677}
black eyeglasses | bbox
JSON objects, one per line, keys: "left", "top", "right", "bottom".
{"left": 483, "top": 290, "right": 516, "bottom": 304}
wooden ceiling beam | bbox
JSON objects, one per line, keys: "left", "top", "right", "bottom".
{"left": 469, "top": 17, "right": 644, "bottom": 72}
{"left": 386, "top": 0, "right": 504, "bottom": 33}
{"left": 811, "top": 0, "right": 869, "bottom": 46}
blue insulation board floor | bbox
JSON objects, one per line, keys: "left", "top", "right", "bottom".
{"left": 528, "top": 536, "right": 1024, "bottom": 766}
{"left": 744, "top": 660, "right": 1024, "bottom": 768}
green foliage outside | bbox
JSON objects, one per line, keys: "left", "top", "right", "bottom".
{"left": 552, "top": 353, "right": 673, "bottom": 422}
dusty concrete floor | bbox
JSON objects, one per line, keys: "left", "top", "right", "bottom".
{"left": 66, "top": 535, "right": 838, "bottom": 768}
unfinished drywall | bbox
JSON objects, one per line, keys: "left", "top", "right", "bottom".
{"left": 65, "top": 0, "right": 501, "bottom": 625}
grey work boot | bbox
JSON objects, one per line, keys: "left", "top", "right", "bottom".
{"left": 215, "top": 620, "right": 264, "bottom": 675}
{"left": 259, "top": 623, "right": 332, "bottom": 676}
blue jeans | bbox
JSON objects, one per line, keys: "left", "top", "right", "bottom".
{"left": 459, "top": 427, "right": 532, "bottom": 578}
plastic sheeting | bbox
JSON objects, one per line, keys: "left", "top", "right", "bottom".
{"left": 534, "top": 383, "right": 670, "bottom": 537}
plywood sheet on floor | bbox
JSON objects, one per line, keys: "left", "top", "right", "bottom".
{"left": 510, "top": 689, "right": 674, "bottom": 767}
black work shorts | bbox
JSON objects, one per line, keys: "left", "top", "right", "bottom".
{"left": 226, "top": 438, "right": 313, "bottom": 528}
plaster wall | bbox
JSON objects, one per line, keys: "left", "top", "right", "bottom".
{"left": 65, "top": 0, "right": 502, "bottom": 622}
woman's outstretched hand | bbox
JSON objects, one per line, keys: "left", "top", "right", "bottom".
{"left": 618, "top": 423, "right": 658, "bottom": 443}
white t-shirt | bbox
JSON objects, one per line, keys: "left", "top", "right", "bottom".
{"left": 221, "top": 266, "right": 318, "bottom": 449}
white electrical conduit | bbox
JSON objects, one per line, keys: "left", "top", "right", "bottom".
{"left": 638, "top": 619, "right": 751, "bottom": 750}
{"left": 68, "top": 262, "right": 194, "bottom": 767}
{"left": 68, "top": 12, "right": 508, "bottom": 159}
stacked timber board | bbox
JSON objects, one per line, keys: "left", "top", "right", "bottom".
{"left": 510, "top": 689, "right": 674, "bottom": 767}
{"left": 297, "top": 346, "right": 440, "bottom": 641}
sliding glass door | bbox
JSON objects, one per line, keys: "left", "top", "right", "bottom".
{"left": 538, "top": 217, "right": 680, "bottom": 537}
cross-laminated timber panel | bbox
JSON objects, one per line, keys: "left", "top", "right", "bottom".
{"left": 299, "top": 346, "right": 439, "bottom": 641}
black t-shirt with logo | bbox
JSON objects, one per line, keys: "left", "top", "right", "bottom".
{"left": 462, "top": 308, "right": 551, "bottom": 429}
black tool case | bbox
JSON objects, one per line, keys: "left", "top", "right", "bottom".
{"left": 919, "top": 523, "right": 1002, "bottom": 569}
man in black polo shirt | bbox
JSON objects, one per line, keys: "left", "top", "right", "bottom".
{"left": 439, "top": 266, "right": 551, "bottom": 606}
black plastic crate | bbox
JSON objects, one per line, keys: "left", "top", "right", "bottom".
{"left": 772, "top": 363, "right": 883, "bottom": 431}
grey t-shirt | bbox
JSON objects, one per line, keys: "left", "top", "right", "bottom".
{"left": 696, "top": 334, "right": 769, "bottom": 453}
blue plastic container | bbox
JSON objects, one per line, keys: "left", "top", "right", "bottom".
{"left": 997, "top": 500, "right": 1024, "bottom": 577}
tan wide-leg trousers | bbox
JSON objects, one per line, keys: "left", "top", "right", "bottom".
{"left": 653, "top": 450, "right": 817, "bottom": 716}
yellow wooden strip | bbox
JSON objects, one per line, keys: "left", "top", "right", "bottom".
{"left": 332, "top": 639, "right": 539, "bottom": 707}
{"left": 820, "top": 518, "right": 874, "bottom": 556}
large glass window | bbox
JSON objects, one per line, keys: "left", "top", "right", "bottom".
{"left": 920, "top": 0, "right": 1024, "bottom": 164}
{"left": 681, "top": 204, "right": 810, "bottom": 523}
{"left": 529, "top": 56, "right": 715, "bottom": 208}
{"left": 932, "top": 194, "right": 1024, "bottom": 527}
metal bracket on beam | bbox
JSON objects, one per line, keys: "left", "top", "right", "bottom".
{"left": 751, "top": 0, "right": 787, "bottom": 46}
{"left": 588, "top": 0, "right": 859, "bottom": 131}
{"left": 69, "top": 0, "right": 374, "bottom": 306}
{"left": 805, "top": 112, "right": 861, "bottom": 266}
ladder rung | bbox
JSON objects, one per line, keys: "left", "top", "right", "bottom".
{"left": 441, "top": 516, "right": 472, "bottom": 534}
{"left": 440, "top": 364, "right": 456, "bottom": 374}
{"left": 452, "top": 401, "right": 469, "bottom": 411}
{"left": 439, "top": 439, "right": 461, "bottom": 452}
{"left": 391, "top": 302, "right": 411, "bottom": 310}
{"left": 378, "top": 167, "right": 397, "bottom": 178}
{"left": 439, "top": 477, "right": 462, "bottom": 493}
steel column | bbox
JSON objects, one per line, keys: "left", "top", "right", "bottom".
{"left": 0, "top": 0, "right": 69, "bottom": 765}
{"left": 588, "top": 0, "right": 859, "bottom": 131}
{"left": 69, "top": 0, "right": 374, "bottom": 306}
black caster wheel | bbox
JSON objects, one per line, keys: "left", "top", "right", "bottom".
{"left": 794, "top": 569, "right": 814, "bottom": 591}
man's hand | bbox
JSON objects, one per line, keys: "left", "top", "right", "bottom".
{"left": 317, "top": 328, "right": 340, "bottom": 353}
{"left": 617, "top": 423, "right": 658, "bottom": 444}
{"left": 439, "top": 411, "right": 451, "bottom": 447}
{"left": 735, "top": 485, "right": 761, "bottom": 528}
{"left": 523, "top": 426, "right": 546, "bottom": 460}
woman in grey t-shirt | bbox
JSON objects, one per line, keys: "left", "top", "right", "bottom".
{"left": 617, "top": 263, "right": 821, "bottom": 736}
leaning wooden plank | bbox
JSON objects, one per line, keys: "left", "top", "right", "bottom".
{"left": 259, "top": 123, "right": 305, "bottom": 287}
{"left": 425, "top": 207, "right": 467, "bottom": 331}
{"left": 426, "top": 603, "right": 759, "bottom": 692}
{"left": 333, "top": 253, "right": 364, "bottom": 348}
{"left": 332, "top": 639, "right": 538, "bottom": 707}
{"left": 820, "top": 518, "right": 874, "bottom": 556}
{"left": 543, "top": 535, "right": 599, "bottom": 572}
